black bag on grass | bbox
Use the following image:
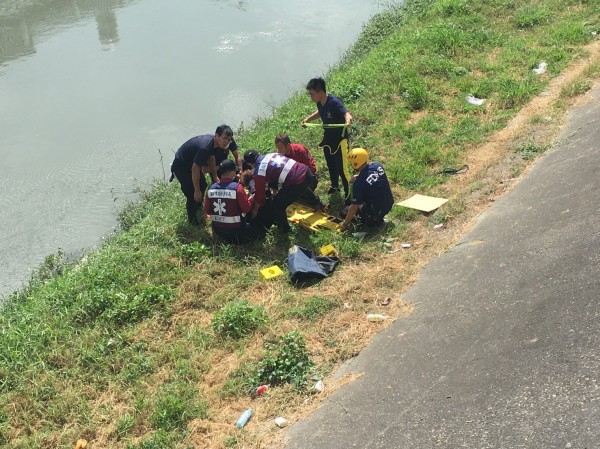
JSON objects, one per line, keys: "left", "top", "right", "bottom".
{"left": 287, "top": 245, "right": 340, "bottom": 283}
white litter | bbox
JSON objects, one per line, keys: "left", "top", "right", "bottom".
{"left": 274, "top": 417, "right": 289, "bottom": 428}
{"left": 366, "top": 313, "right": 388, "bottom": 322}
{"left": 312, "top": 380, "right": 325, "bottom": 392}
{"left": 433, "top": 223, "right": 444, "bottom": 229}
{"left": 401, "top": 243, "right": 411, "bottom": 248}
{"left": 466, "top": 94, "right": 485, "bottom": 106}
{"left": 533, "top": 61, "right": 547, "bottom": 75}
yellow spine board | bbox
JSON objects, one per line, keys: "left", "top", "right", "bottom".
{"left": 286, "top": 202, "right": 343, "bottom": 233}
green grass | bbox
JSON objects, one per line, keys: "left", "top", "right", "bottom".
{"left": 151, "top": 383, "right": 206, "bottom": 432}
{"left": 560, "top": 79, "right": 592, "bottom": 97}
{"left": 285, "top": 296, "right": 339, "bottom": 320}
{"left": 515, "top": 141, "right": 551, "bottom": 160}
{"left": 211, "top": 300, "right": 268, "bottom": 339}
{"left": 252, "top": 332, "right": 315, "bottom": 389}
{"left": 1, "top": 0, "right": 598, "bottom": 446}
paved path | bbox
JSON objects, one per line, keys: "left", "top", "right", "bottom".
{"left": 286, "top": 85, "right": 600, "bottom": 449}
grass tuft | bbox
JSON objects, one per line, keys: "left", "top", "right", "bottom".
{"left": 515, "top": 141, "right": 551, "bottom": 160}
{"left": 151, "top": 383, "right": 207, "bottom": 432}
{"left": 211, "top": 300, "right": 268, "bottom": 339}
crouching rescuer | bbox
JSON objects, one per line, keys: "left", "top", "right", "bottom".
{"left": 204, "top": 159, "right": 266, "bottom": 244}
{"left": 340, "top": 148, "right": 394, "bottom": 232}
{"left": 243, "top": 150, "right": 326, "bottom": 233}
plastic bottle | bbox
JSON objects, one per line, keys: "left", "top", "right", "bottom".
{"left": 236, "top": 408, "right": 253, "bottom": 429}
{"left": 366, "top": 314, "right": 388, "bottom": 322}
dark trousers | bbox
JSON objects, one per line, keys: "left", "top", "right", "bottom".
{"left": 296, "top": 170, "right": 323, "bottom": 209}
{"left": 272, "top": 171, "right": 317, "bottom": 232}
{"left": 358, "top": 203, "right": 387, "bottom": 226}
{"left": 213, "top": 224, "right": 266, "bottom": 245}
{"left": 171, "top": 158, "right": 207, "bottom": 224}
{"left": 321, "top": 136, "right": 350, "bottom": 197}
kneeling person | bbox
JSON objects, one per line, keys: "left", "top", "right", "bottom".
{"left": 243, "top": 150, "right": 325, "bottom": 233}
{"left": 340, "top": 148, "right": 394, "bottom": 231}
{"left": 205, "top": 159, "right": 265, "bottom": 244}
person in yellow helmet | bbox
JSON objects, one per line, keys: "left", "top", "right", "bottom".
{"left": 340, "top": 148, "right": 394, "bottom": 231}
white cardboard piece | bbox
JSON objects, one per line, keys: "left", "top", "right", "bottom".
{"left": 396, "top": 194, "right": 448, "bottom": 213}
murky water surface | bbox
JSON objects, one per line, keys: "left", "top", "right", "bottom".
{"left": 0, "top": 0, "right": 384, "bottom": 296}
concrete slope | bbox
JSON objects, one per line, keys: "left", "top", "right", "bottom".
{"left": 286, "top": 86, "right": 600, "bottom": 449}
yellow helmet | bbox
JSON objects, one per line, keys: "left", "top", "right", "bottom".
{"left": 348, "top": 147, "right": 368, "bottom": 170}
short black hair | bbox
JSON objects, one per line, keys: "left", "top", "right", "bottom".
{"left": 306, "top": 77, "right": 326, "bottom": 93}
{"left": 215, "top": 124, "right": 233, "bottom": 137}
{"left": 243, "top": 149, "right": 259, "bottom": 164}
{"left": 219, "top": 159, "right": 237, "bottom": 175}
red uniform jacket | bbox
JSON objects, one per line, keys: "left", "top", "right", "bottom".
{"left": 252, "top": 153, "right": 308, "bottom": 206}
{"left": 288, "top": 143, "right": 317, "bottom": 176}
{"left": 205, "top": 178, "right": 253, "bottom": 229}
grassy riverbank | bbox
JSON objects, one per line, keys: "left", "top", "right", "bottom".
{"left": 2, "top": 0, "right": 599, "bottom": 447}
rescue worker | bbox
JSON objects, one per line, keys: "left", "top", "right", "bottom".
{"left": 243, "top": 150, "right": 326, "bottom": 233}
{"left": 274, "top": 133, "right": 318, "bottom": 190}
{"left": 204, "top": 159, "right": 265, "bottom": 244}
{"left": 301, "top": 77, "right": 352, "bottom": 198}
{"left": 171, "top": 124, "right": 241, "bottom": 224}
{"left": 339, "top": 148, "right": 394, "bottom": 231}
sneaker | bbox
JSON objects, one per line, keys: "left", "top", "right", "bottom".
{"left": 327, "top": 187, "right": 341, "bottom": 194}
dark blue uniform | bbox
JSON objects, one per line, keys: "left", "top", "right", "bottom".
{"left": 351, "top": 162, "right": 394, "bottom": 226}
{"left": 171, "top": 134, "right": 238, "bottom": 224}
{"left": 317, "top": 94, "right": 350, "bottom": 196}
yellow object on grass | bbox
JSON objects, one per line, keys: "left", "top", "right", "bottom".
{"left": 286, "top": 202, "right": 342, "bottom": 233}
{"left": 319, "top": 244, "right": 337, "bottom": 256}
{"left": 259, "top": 265, "right": 283, "bottom": 281}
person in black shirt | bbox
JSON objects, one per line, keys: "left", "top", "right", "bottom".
{"left": 171, "top": 124, "right": 240, "bottom": 225}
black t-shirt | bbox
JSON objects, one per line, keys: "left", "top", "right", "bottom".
{"left": 174, "top": 134, "right": 238, "bottom": 167}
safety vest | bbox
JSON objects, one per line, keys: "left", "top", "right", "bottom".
{"left": 207, "top": 181, "right": 242, "bottom": 229}
{"left": 255, "top": 153, "right": 306, "bottom": 190}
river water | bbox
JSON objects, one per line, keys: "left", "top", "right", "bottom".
{"left": 0, "top": 0, "right": 385, "bottom": 296}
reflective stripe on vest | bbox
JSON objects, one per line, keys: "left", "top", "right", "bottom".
{"left": 208, "top": 181, "right": 242, "bottom": 228}
{"left": 257, "top": 153, "right": 296, "bottom": 188}
{"left": 278, "top": 158, "right": 296, "bottom": 189}
{"left": 257, "top": 154, "right": 275, "bottom": 177}
{"left": 211, "top": 215, "right": 241, "bottom": 224}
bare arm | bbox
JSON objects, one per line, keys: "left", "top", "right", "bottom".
{"left": 232, "top": 149, "right": 243, "bottom": 170}
{"left": 207, "top": 155, "right": 218, "bottom": 183}
{"left": 301, "top": 110, "right": 320, "bottom": 127}
{"left": 344, "top": 111, "right": 353, "bottom": 127}
{"left": 192, "top": 163, "right": 203, "bottom": 202}
{"left": 340, "top": 204, "right": 360, "bottom": 231}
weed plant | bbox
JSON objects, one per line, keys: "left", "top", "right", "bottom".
{"left": 253, "top": 331, "right": 314, "bottom": 389}
{"left": 211, "top": 300, "right": 268, "bottom": 339}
